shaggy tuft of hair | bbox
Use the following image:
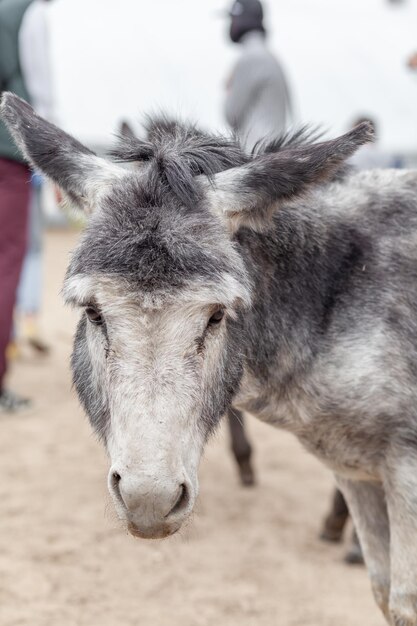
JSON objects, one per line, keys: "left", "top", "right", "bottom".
{"left": 254, "top": 125, "right": 323, "bottom": 155}
{"left": 110, "top": 116, "right": 249, "bottom": 208}
{"left": 109, "top": 116, "right": 355, "bottom": 210}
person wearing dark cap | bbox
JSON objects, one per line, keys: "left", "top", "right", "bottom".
{"left": 225, "top": 0, "right": 293, "bottom": 151}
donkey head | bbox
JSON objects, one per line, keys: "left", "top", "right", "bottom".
{"left": 1, "top": 94, "right": 372, "bottom": 539}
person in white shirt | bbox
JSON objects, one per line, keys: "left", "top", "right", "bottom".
{"left": 14, "top": 0, "right": 54, "bottom": 356}
{"left": 19, "top": 0, "right": 54, "bottom": 120}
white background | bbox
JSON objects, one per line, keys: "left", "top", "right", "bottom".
{"left": 49, "top": 0, "right": 417, "bottom": 152}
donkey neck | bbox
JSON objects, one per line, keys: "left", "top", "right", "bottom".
{"left": 236, "top": 204, "right": 327, "bottom": 378}
{"left": 233, "top": 198, "right": 369, "bottom": 425}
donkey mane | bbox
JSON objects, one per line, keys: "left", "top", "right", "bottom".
{"left": 109, "top": 117, "right": 248, "bottom": 208}
{"left": 109, "top": 117, "right": 325, "bottom": 209}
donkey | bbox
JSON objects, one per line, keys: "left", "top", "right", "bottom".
{"left": 3, "top": 93, "right": 417, "bottom": 626}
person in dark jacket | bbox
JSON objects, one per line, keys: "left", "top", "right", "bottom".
{"left": 0, "top": 0, "right": 33, "bottom": 412}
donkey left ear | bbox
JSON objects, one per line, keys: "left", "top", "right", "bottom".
{"left": 202, "top": 123, "right": 373, "bottom": 232}
{"left": 0, "top": 93, "right": 126, "bottom": 213}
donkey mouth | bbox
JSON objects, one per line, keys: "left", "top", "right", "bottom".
{"left": 127, "top": 521, "right": 181, "bottom": 540}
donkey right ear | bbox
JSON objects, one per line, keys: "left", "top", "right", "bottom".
{"left": 201, "top": 123, "right": 374, "bottom": 233}
{"left": 0, "top": 93, "right": 126, "bottom": 213}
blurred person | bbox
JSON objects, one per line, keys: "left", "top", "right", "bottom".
{"left": 408, "top": 52, "right": 417, "bottom": 70}
{"left": 0, "top": 0, "right": 34, "bottom": 413}
{"left": 19, "top": 0, "right": 54, "bottom": 121}
{"left": 120, "top": 119, "right": 136, "bottom": 140}
{"left": 15, "top": 0, "right": 55, "bottom": 355}
{"left": 15, "top": 172, "right": 50, "bottom": 355}
{"left": 224, "top": 0, "right": 293, "bottom": 152}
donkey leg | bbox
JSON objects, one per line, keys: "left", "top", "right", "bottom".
{"left": 336, "top": 477, "right": 391, "bottom": 623}
{"left": 384, "top": 455, "right": 417, "bottom": 626}
{"left": 344, "top": 528, "right": 365, "bottom": 565}
{"left": 227, "top": 408, "right": 255, "bottom": 487}
{"left": 320, "top": 488, "right": 350, "bottom": 542}
{"left": 320, "top": 487, "right": 365, "bottom": 564}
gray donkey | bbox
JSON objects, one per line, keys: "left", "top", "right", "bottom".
{"left": 3, "top": 93, "right": 417, "bottom": 626}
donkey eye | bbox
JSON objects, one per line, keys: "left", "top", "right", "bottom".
{"left": 207, "top": 308, "right": 225, "bottom": 327}
{"left": 85, "top": 306, "right": 104, "bottom": 325}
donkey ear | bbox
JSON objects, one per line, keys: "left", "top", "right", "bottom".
{"left": 203, "top": 123, "right": 374, "bottom": 232}
{"left": 0, "top": 93, "right": 126, "bottom": 212}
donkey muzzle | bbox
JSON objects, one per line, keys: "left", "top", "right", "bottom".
{"left": 108, "top": 467, "right": 194, "bottom": 539}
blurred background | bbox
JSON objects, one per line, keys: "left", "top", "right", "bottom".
{"left": 0, "top": 1, "right": 416, "bottom": 625}
{"left": 47, "top": 0, "right": 417, "bottom": 154}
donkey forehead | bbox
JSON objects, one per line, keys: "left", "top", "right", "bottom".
{"left": 64, "top": 180, "right": 250, "bottom": 306}
{"left": 73, "top": 182, "right": 243, "bottom": 277}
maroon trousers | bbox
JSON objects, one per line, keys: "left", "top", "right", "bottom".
{"left": 0, "top": 158, "right": 30, "bottom": 391}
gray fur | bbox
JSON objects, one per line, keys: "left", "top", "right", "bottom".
{"left": 3, "top": 92, "right": 417, "bottom": 624}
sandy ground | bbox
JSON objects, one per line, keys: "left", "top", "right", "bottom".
{"left": 0, "top": 230, "right": 385, "bottom": 626}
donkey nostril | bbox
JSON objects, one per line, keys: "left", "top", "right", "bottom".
{"left": 167, "top": 483, "right": 189, "bottom": 518}
{"left": 110, "top": 471, "right": 123, "bottom": 504}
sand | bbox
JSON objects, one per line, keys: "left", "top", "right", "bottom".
{"left": 0, "top": 230, "right": 385, "bottom": 626}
